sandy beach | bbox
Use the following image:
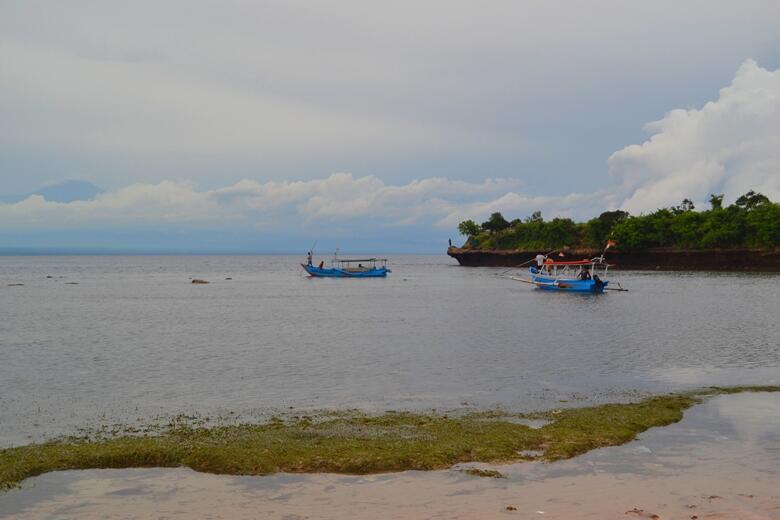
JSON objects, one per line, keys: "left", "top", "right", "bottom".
{"left": 2, "top": 392, "right": 779, "bottom": 519}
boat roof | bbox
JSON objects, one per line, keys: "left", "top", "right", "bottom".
{"left": 337, "top": 258, "right": 388, "bottom": 262}
{"left": 543, "top": 259, "right": 595, "bottom": 265}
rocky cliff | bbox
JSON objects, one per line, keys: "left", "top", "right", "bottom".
{"left": 447, "top": 247, "right": 780, "bottom": 271}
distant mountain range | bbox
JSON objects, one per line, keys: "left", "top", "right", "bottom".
{"left": 1, "top": 180, "right": 103, "bottom": 203}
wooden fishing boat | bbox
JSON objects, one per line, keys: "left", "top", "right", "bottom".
{"left": 302, "top": 256, "right": 391, "bottom": 278}
{"left": 512, "top": 258, "right": 611, "bottom": 293}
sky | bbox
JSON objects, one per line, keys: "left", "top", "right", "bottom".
{"left": 2, "top": 1, "right": 780, "bottom": 252}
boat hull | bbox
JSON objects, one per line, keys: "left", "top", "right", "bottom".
{"left": 531, "top": 274, "right": 608, "bottom": 293}
{"left": 302, "top": 264, "right": 390, "bottom": 278}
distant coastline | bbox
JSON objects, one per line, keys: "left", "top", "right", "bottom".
{"left": 447, "top": 246, "right": 780, "bottom": 271}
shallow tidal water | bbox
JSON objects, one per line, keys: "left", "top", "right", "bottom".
{"left": 1, "top": 255, "right": 779, "bottom": 445}
{"left": 2, "top": 392, "right": 779, "bottom": 519}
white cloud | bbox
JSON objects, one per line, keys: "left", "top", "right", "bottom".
{"left": 0, "top": 174, "right": 537, "bottom": 231}
{"left": 609, "top": 59, "right": 780, "bottom": 214}
{"left": 0, "top": 181, "right": 219, "bottom": 226}
{"left": 2, "top": 60, "right": 779, "bottom": 246}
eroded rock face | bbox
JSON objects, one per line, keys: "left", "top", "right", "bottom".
{"left": 446, "top": 247, "right": 780, "bottom": 271}
{"left": 191, "top": 279, "right": 210, "bottom": 284}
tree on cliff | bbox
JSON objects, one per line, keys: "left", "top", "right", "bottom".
{"left": 481, "top": 212, "right": 510, "bottom": 233}
{"left": 583, "top": 210, "right": 629, "bottom": 248}
{"left": 610, "top": 193, "right": 778, "bottom": 250}
{"left": 734, "top": 190, "right": 770, "bottom": 210}
{"left": 456, "top": 191, "right": 779, "bottom": 251}
{"left": 675, "top": 199, "right": 695, "bottom": 213}
{"left": 525, "top": 211, "right": 543, "bottom": 223}
{"left": 709, "top": 194, "right": 724, "bottom": 210}
{"left": 457, "top": 219, "right": 480, "bottom": 237}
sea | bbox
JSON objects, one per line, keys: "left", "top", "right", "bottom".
{"left": 1, "top": 255, "right": 779, "bottom": 447}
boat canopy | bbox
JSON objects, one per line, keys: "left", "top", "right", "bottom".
{"left": 337, "top": 258, "right": 388, "bottom": 263}
{"left": 543, "top": 259, "right": 594, "bottom": 266}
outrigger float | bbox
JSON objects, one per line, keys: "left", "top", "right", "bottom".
{"left": 511, "top": 256, "right": 624, "bottom": 293}
{"left": 302, "top": 251, "right": 391, "bottom": 278}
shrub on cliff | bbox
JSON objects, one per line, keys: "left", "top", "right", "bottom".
{"left": 583, "top": 210, "right": 629, "bottom": 248}
{"left": 457, "top": 192, "right": 779, "bottom": 251}
{"left": 605, "top": 193, "right": 778, "bottom": 251}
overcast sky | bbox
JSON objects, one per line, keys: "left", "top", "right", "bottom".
{"left": 2, "top": 1, "right": 780, "bottom": 251}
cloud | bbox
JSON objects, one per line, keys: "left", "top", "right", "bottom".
{"left": 0, "top": 174, "right": 537, "bottom": 232}
{"left": 3, "top": 0, "right": 780, "bottom": 197}
{"left": 2, "top": 60, "right": 780, "bottom": 249}
{"left": 609, "top": 59, "right": 780, "bottom": 214}
{"left": 0, "top": 170, "right": 609, "bottom": 244}
{"left": 1, "top": 40, "right": 514, "bottom": 162}
{"left": 0, "top": 181, "right": 219, "bottom": 227}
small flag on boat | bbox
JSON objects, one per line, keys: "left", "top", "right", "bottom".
{"left": 605, "top": 239, "right": 617, "bottom": 249}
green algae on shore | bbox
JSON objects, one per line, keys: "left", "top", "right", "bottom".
{"left": 460, "top": 468, "right": 506, "bottom": 478}
{"left": 2, "top": 386, "right": 779, "bottom": 491}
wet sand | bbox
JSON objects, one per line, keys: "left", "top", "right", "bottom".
{"left": 2, "top": 392, "right": 779, "bottom": 519}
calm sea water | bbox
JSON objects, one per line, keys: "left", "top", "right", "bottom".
{"left": 1, "top": 255, "right": 779, "bottom": 446}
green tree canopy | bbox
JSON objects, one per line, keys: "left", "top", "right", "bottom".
{"left": 481, "top": 212, "right": 510, "bottom": 233}
{"left": 457, "top": 219, "right": 480, "bottom": 237}
{"left": 735, "top": 190, "right": 770, "bottom": 210}
{"left": 709, "top": 194, "right": 724, "bottom": 210}
{"left": 456, "top": 192, "right": 778, "bottom": 251}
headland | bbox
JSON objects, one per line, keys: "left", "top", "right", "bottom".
{"left": 447, "top": 246, "right": 780, "bottom": 270}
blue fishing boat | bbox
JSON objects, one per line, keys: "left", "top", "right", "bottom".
{"left": 302, "top": 255, "right": 391, "bottom": 278}
{"left": 512, "top": 258, "right": 612, "bottom": 293}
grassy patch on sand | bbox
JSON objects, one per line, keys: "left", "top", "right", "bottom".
{"left": 460, "top": 468, "right": 506, "bottom": 478}
{"left": 2, "top": 386, "right": 778, "bottom": 490}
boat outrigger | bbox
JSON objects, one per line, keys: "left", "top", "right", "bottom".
{"left": 512, "top": 257, "right": 613, "bottom": 293}
{"left": 302, "top": 251, "right": 391, "bottom": 278}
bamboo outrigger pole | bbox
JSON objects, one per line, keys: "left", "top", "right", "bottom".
{"left": 499, "top": 248, "right": 559, "bottom": 277}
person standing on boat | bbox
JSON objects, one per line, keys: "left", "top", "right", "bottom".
{"left": 579, "top": 267, "right": 592, "bottom": 280}
{"left": 307, "top": 251, "right": 313, "bottom": 266}
{"left": 535, "top": 253, "right": 546, "bottom": 272}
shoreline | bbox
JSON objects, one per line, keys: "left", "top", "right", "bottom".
{"left": 447, "top": 247, "right": 780, "bottom": 271}
{"left": 2, "top": 391, "right": 779, "bottom": 519}
{"left": 2, "top": 386, "right": 777, "bottom": 492}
